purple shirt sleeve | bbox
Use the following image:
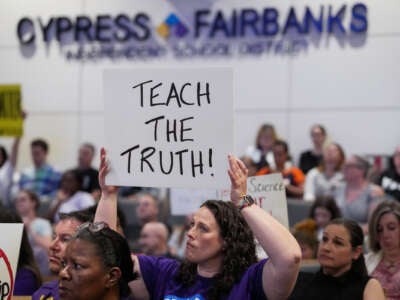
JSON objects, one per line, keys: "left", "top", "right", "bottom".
{"left": 13, "top": 268, "right": 40, "bottom": 296}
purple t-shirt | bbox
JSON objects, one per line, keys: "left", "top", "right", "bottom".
{"left": 14, "top": 268, "right": 40, "bottom": 295}
{"left": 138, "top": 255, "right": 268, "bottom": 300}
{"left": 32, "top": 279, "right": 59, "bottom": 300}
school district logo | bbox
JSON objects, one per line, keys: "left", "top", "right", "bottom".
{"left": 157, "top": 13, "right": 189, "bottom": 39}
{"left": 164, "top": 294, "right": 204, "bottom": 300}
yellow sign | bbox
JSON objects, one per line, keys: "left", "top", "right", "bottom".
{"left": 0, "top": 85, "right": 23, "bottom": 137}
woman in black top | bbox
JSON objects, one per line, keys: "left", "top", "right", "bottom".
{"left": 289, "top": 219, "right": 385, "bottom": 300}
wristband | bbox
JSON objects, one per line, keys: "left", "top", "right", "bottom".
{"left": 237, "top": 195, "right": 255, "bottom": 211}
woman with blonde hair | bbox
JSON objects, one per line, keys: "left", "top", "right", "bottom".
{"left": 365, "top": 200, "right": 400, "bottom": 299}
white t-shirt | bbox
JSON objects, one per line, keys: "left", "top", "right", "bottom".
{"left": 53, "top": 191, "right": 95, "bottom": 222}
{"left": 0, "top": 160, "right": 13, "bottom": 206}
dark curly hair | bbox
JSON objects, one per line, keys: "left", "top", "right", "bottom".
{"left": 174, "top": 200, "right": 257, "bottom": 299}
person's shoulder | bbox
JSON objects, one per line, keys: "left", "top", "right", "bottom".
{"left": 138, "top": 255, "right": 180, "bottom": 273}
{"left": 306, "top": 167, "right": 319, "bottom": 177}
{"left": 33, "top": 217, "right": 51, "bottom": 226}
{"left": 32, "top": 279, "right": 59, "bottom": 299}
{"left": 40, "top": 279, "right": 59, "bottom": 289}
{"left": 300, "top": 150, "right": 313, "bottom": 158}
{"left": 88, "top": 167, "right": 99, "bottom": 174}
{"left": 31, "top": 217, "right": 52, "bottom": 232}
{"left": 20, "top": 166, "right": 35, "bottom": 177}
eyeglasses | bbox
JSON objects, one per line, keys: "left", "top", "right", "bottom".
{"left": 76, "top": 221, "right": 109, "bottom": 234}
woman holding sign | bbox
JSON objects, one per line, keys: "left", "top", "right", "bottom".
{"left": 95, "top": 148, "right": 301, "bottom": 300}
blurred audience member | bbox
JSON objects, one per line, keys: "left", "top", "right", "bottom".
{"left": 304, "top": 142, "right": 345, "bottom": 202}
{"left": 0, "top": 209, "right": 42, "bottom": 296}
{"left": 125, "top": 192, "right": 161, "bottom": 252}
{"left": 136, "top": 192, "right": 160, "bottom": 225}
{"left": 0, "top": 137, "right": 20, "bottom": 207}
{"left": 245, "top": 123, "right": 278, "bottom": 171}
{"left": 257, "top": 140, "right": 305, "bottom": 198}
{"left": 168, "top": 214, "right": 193, "bottom": 259}
{"left": 240, "top": 156, "right": 258, "bottom": 177}
{"left": 299, "top": 124, "right": 327, "bottom": 175}
{"left": 32, "top": 209, "right": 94, "bottom": 300}
{"left": 365, "top": 200, "right": 400, "bottom": 299}
{"left": 335, "top": 155, "right": 384, "bottom": 232}
{"left": 73, "top": 142, "right": 101, "bottom": 201}
{"left": 47, "top": 169, "right": 95, "bottom": 223}
{"left": 83, "top": 203, "right": 127, "bottom": 237}
{"left": 289, "top": 218, "right": 385, "bottom": 300}
{"left": 19, "top": 138, "right": 61, "bottom": 199}
{"left": 139, "top": 221, "right": 177, "bottom": 258}
{"left": 58, "top": 222, "right": 136, "bottom": 300}
{"left": 292, "top": 221, "right": 319, "bottom": 260}
{"left": 309, "top": 196, "right": 342, "bottom": 240}
{"left": 377, "top": 145, "right": 400, "bottom": 202}
{"left": 15, "top": 189, "right": 53, "bottom": 276}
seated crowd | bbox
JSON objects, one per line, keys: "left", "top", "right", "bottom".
{"left": 0, "top": 122, "right": 399, "bottom": 299}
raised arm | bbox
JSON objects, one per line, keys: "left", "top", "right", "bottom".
{"left": 227, "top": 155, "right": 301, "bottom": 300}
{"left": 94, "top": 148, "right": 118, "bottom": 230}
{"left": 94, "top": 148, "right": 150, "bottom": 300}
{"left": 9, "top": 111, "right": 25, "bottom": 168}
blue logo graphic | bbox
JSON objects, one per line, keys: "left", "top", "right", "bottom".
{"left": 157, "top": 13, "right": 189, "bottom": 38}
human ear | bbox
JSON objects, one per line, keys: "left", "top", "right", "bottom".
{"left": 352, "top": 245, "right": 363, "bottom": 260}
{"left": 106, "top": 267, "right": 122, "bottom": 288}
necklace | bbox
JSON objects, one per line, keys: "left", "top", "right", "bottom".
{"left": 383, "top": 258, "right": 400, "bottom": 273}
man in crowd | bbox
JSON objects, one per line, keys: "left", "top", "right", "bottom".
{"left": 139, "top": 221, "right": 176, "bottom": 258}
{"left": 32, "top": 209, "right": 93, "bottom": 300}
{"left": 73, "top": 143, "right": 100, "bottom": 200}
{"left": 126, "top": 192, "right": 161, "bottom": 252}
{"left": 19, "top": 138, "right": 61, "bottom": 198}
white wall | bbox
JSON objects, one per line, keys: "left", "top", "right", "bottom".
{"left": 0, "top": 0, "right": 399, "bottom": 176}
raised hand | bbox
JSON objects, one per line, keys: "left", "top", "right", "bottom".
{"left": 98, "top": 147, "right": 119, "bottom": 195}
{"left": 227, "top": 154, "right": 248, "bottom": 205}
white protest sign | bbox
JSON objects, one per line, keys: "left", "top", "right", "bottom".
{"left": 104, "top": 68, "right": 233, "bottom": 189}
{"left": 218, "top": 173, "right": 289, "bottom": 228}
{"left": 0, "top": 223, "right": 23, "bottom": 299}
{"left": 170, "top": 188, "right": 219, "bottom": 215}
{"left": 247, "top": 173, "right": 288, "bottom": 228}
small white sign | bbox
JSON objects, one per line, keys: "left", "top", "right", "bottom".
{"left": 247, "top": 173, "right": 288, "bottom": 228}
{"left": 0, "top": 223, "right": 24, "bottom": 299}
{"left": 104, "top": 68, "right": 233, "bottom": 189}
{"left": 218, "top": 173, "right": 288, "bottom": 228}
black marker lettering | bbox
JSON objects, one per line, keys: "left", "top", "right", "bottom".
{"left": 132, "top": 80, "right": 153, "bottom": 107}
{"left": 120, "top": 145, "right": 140, "bottom": 173}
{"left": 165, "top": 82, "right": 181, "bottom": 107}
{"left": 180, "top": 117, "right": 194, "bottom": 142}
{"left": 179, "top": 83, "right": 194, "bottom": 105}
{"left": 141, "top": 146, "right": 156, "bottom": 172}
{"left": 166, "top": 118, "right": 178, "bottom": 142}
{"left": 197, "top": 82, "right": 210, "bottom": 105}
{"left": 150, "top": 82, "right": 163, "bottom": 106}
{"left": 191, "top": 150, "right": 204, "bottom": 177}
{"left": 145, "top": 115, "right": 165, "bottom": 141}
{"left": 175, "top": 149, "right": 189, "bottom": 175}
{"left": 159, "top": 151, "right": 174, "bottom": 174}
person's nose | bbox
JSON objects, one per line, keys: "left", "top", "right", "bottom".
{"left": 320, "top": 241, "right": 331, "bottom": 252}
{"left": 49, "top": 237, "right": 60, "bottom": 253}
{"left": 187, "top": 227, "right": 195, "bottom": 240}
{"left": 381, "top": 228, "right": 391, "bottom": 240}
{"left": 59, "top": 264, "right": 71, "bottom": 280}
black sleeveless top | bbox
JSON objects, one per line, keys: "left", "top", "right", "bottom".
{"left": 288, "top": 269, "right": 370, "bottom": 300}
